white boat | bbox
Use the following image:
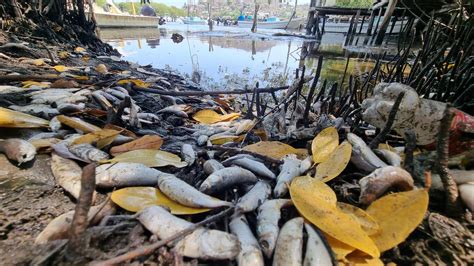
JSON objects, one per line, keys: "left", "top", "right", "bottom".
{"left": 237, "top": 18, "right": 304, "bottom": 30}
{"left": 183, "top": 17, "right": 207, "bottom": 25}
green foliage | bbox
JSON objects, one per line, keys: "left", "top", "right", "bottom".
{"left": 116, "top": 2, "right": 186, "bottom": 17}
{"left": 96, "top": 0, "right": 107, "bottom": 7}
{"left": 335, "top": 0, "right": 372, "bottom": 8}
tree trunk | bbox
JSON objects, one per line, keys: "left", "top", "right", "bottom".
{"left": 208, "top": 0, "right": 213, "bottom": 31}
{"left": 251, "top": 2, "right": 259, "bottom": 33}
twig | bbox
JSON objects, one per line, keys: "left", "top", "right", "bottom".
{"left": 435, "top": 105, "right": 462, "bottom": 216}
{"left": 90, "top": 207, "right": 235, "bottom": 266}
{"left": 67, "top": 163, "right": 96, "bottom": 255}
{"left": 40, "top": 43, "right": 56, "bottom": 65}
{"left": 206, "top": 145, "right": 282, "bottom": 164}
{"left": 403, "top": 129, "right": 416, "bottom": 177}
{"left": 303, "top": 55, "right": 323, "bottom": 127}
{"left": 369, "top": 92, "right": 405, "bottom": 149}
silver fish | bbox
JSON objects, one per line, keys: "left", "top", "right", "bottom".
{"left": 69, "top": 143, "right": 109, "bottom": 163}
{"left": 157, "top": 104, "right": 189, "bottom": 118}
{"left": 347, "top": 133, "right": 387, "bottom": 172}
{"left": 197, "top": 135, "right": 208, "bottom": 146}
{"left": 51, "top": 153, "right": 83, "bottom": 199}
{"left": 57, "top": 103, "right": 85, "bottom": 114}
{"left": 273, "top": 217, "right": 304, "bottom": 266}
{"left": 95, "top": 163, "right": 160, "bottom": 188}
{"left": 137, "top": 206, "right": 240, "bottom": 260}
{"left": 304, "top": 223, "right": 334, "bottom": 266}
{"left": 223, "top": 156, "right": 276, "bottom": 180}
{"left": 229, "top": 213, "right": 264, "bottom": 266}
{"left": 158, "top": 173, "right": 233, "bottom": 208}
{"left": 374, "top": 149, "right": 401, "bottom": 167}
{"left": 199, "top": 166, "right": 258, "bottom": 195}
{"left": 0, "top": 138, "right": 36, "bottom": 165}
{"left": 9, "top": 104, "right": 59, "bottom": 118}
{"left": 92, "top": 90, "right": 113, "bottom": 110}
{"left": 49, "top": 116, "right": 62, "bottom": 132}
{"left": 181, "top": 143, "right": 196, "bottom": 165}
{"left": 257, "top": 199, "right": 293, "bottom": 258}
{"left": 203, "top": 159, "right": 225, "bottom": 175}
{"left": 236, "top": 181, "right": 271, "bottom": 213}
{"left": 274, "top": 154, "right": 301, "bottom": 198}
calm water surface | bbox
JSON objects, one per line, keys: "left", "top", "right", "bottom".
{"left": 101, "top": 23, "right": 394, "bottom": 90}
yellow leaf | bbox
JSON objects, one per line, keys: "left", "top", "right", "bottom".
{"left": 58, "top": 51, "right": 69, "bottom": 59}
{"left": 56, "top": 115, "right": 101, "bottom": 133}
{"left": 366, "top": 189, "right": 429, "bottom": 252}
{"left": 74, "top": 47, "right": 86, "bottom": 53}
{"left": 0, "top": 107, "right": 49, "bottom": 128}
{"left": 378, "top": 143, "right": 397, "bottom": 153}
{"left": 72, "top": 75, "right": 89, "bottom": 81}
{"left": 95, "top": 64, "right": 108, "bottom": 74}
{"left": 117, "top": 79, "right": 150, "bottom": 88}
{"left": 346, "top": 250, "right": 384, "bottom": 266}
{"left": 71, "top": 129, "right": 121, "bottom": 149}
{"left": 21, "top": 80, "right": 50, "bottom": 88}
{"left": 111, "top": 187, "right": 210, "bottom": 215}
{"left": 104, "top": 149, "right": 187, "bottom": 168}
{"left": 243, "top": 141, "right": 307, "bottom": 160}
{"left": 192, "top": 109, "right": 240, "bottom": 124}
{"left": 53, "top": 65, "right": 69, "bottom": 72}
{"left": 110, "top": 135, "right": 163, "bottom": 156}
{"left": 291, "top": 176, "right": 337, "bottom": 205}
{"left": 325, "top": 234, "right": 356, "bottom": 261}
{"left": 316, "top": 141, "right": 352, "bottom": 182}
{"left": 209, "top": 135, "right": 243, "bottom": 145}
{"left": 32, "top": 59, "right": 45, "bottom": 66}
{"left": 336, "top": 202, "right": 380, "bottom": 236}
{"left": 312, "top": 127, "right": 339, "bottom": 164}
{"left": 290, "top": 177, "right": 379, "bottom": 258}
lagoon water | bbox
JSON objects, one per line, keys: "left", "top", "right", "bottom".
{"left": 101, "top": 23, "right": 393, "bottom": 90}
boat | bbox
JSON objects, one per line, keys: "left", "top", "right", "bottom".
{"left": 91, "top": 1, "right": 159, "bottom": 28}
{"left": 183, "top": 17, "right": 207, "bottom": 25}
{"left": 237, "top": 17, "right": 304, "bottom": 30}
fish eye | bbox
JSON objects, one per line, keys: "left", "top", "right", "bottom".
{"left": 22, "top": 154, "right": 27, "bottom": 159}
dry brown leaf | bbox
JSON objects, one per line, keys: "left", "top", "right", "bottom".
{"left": 71, "top": 129, "right": 121, "bottom": 149}
{"left": 56, "top": 115, "right": 101, "bottom": 133}
{"left": 110, "top": 135, "right": 163, "bottom": 156}
{"left": 51, "top": 79, "right": 79, "bottom": 88}
{"left": 104, "top": 149, "right": 187, "bottom": 168}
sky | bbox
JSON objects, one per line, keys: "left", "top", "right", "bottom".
{"left": 113, "top": 0, "right": 311, "bottom": 8}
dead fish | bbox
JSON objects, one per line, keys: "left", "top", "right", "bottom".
{"left": 199, "top": 166, "right": 258, "bottom": 195}
{"left": 57, "top": 102, "right": 85, "bottom": 114}
{"left": 181, "top": 144, "right": 196, "bottom": 165}
{"left": 9, "top": 104, "right": 59, "bottom": 118}
{"left": 374, "top": 149, "right": 401, "bottom": 167}
{"left": 229, "top": 213, "right": 264, "bottom": 266}
{"left": 96, "top": 163, "right": 160, "bottom": 188}
{"left": 137, "top": 206, "right": 240, "bottom": 260}
{"left": 137, "top": 113, "right": 160, "bottom": 122}
{"left": 203, "top": 159, "right": 225, "bottom": 175}
{"left": 273, "top": 217, "right": 304, "bottom": 266}
{"left": 274, "top": 154, "right": 302, "bottom": 198}
{"left": 109, "top": 86, "right": 130, "bottom": 96}
{"left": 450, "top": 169, "right": 474, "bottom": 185}
{"left": 0, "top": 85, "right": 38, "bottom": 94}
{"left": 54, "top": 95, "right": 88, "bottom": 106}
{"left": 304, "top": 223, "right": 334, "bottom": 266}
{"left": 51, "top": 153, "right": 86, "bottom": 199}
{"left": 28, "top": 132, "right": 63, "bottom": 141}
{"left": 359, "top": 166, "right": 414, "bottom": 205}
{"left": 92, "top": 90, "right": 113, "bottom": 110}
{"left": 197, "top": 135, "right": 209, "bottom": 146}
{"left": 69, "top": 143, "right": 109, "bottom": 163}
{"left": 158, "top": 104, "right": 189, "bottom": 118}
{"left": 257, "top": 199, "right": 293, "bottom": 258}
{"left": 0, "top": 138, "right": 36, "bottom": 165}
{"left": 49, "top": 116, "right": 62, "bottom": 132}
{"left": 100, "top": 91, "right": 121, "bottom": 105}
{"left": 105, "top": 88, "right": 128, "bottom": 99}
{"left": 223, "top": 156, "right": 276, "bottom": 180}
{"left": 236, "top": 181, "right": 271, "bottom": 213}
{"left": 299, "top": 156, "right": 313, "bottom": 174}
{"left": 347, "top": 133, "right": 387, "bottom": 172}
{"left": 158, "top": 173, "right": 232, "bottom": 208}
{"left": 35, "top": 201, "right": 116, "bottom": 244}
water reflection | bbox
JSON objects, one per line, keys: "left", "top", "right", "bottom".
{"left": 101, "top": 25, "right": 392, "bottom": 90}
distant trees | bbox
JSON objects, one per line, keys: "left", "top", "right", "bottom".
{"left": 335, "top": 0, "right": 373, "bottom": 8}
{"left": 116, "top": 2, "right": 186, "bottom": 17}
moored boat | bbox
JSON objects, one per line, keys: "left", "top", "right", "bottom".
{"left": 237, "top": 17, "right": 304, "bottom": 30}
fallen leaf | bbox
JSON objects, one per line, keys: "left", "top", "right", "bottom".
{"left": 72, "top": 75, "right": 89, "bottom": 81}
{"left": 71, "top": 129, "right": 121, "bottom": 149}
{"left": 74, "top": 47, "right": 86, "bottom": 53}
{"left": 316, "top": 141, "right": 352, "bottom": 182}
{"left": 0, "top": 107, "right": 49, "bottom": 128}
{"left": 53, "top": 65, "right": 69, "bottom": 72}
{"left": 337, "top": 202, "right": 380, "bottom": 236}
{"left": 95, "top": 64, "right": 108, "bottom": 74}
{"left": 111, "top": 187, "right": 210, "bottom": 215}
{"left": 117, "top": 79, "right": 150, "bottom": 88}
{"left": 192, "top": 109, "right": 240, "bottom": 124}
{"left": 325, "top": 234, "right": 356, "bottom": 261}
{"left": 58, "top": 51, "right": 69, "bottom": 59}
{"left": 21, "top": 80, "right": 50, "bottom": 88}
{"left": 243, "top": 141, "right": 307, "bottom": 160}
{"left": 56, "top": 115, "right": 101, "bottom": 133}
{"left": 50, "top": 79, "right": 79, "bottom": 88}
{"left": 291, "top": 176, "right": 337, "bottom": 205}
{"left": 345, "top": 250, "right": 384, "bottom": 266}
{"left": 104, "top": 149, "right": 187, "bottom": 168}
{"left": 110, "top": 135, "right": 163, "bottom": 156}
{"left": 312, "top": 127, "right": 339, "bottom": 164}
{"left": 32, "top": 58, "right": 45, "bottom": 66}
{"left": 366, "top": 189, "right": 429, "bottom": 252}
{"left": 104, "top": 124, "right": 137, "bottom": 138}
{"left": 235, "top": 119, "right": 256, "bottom": 135}
{"left": 209, "top": 134, "right": 243, "bottom": 145}
{"left": 290, "top": 176, "right": 379, "bottom": 258}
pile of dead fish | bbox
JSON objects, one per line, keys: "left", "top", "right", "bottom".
{"left": 1, "top": 78, "right": 473, "bottom": 265}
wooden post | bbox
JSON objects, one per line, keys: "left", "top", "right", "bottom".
{"left": 366, "top": 10, "right": 376, "bottom": 35}
{"left": 305, "top": 0, "right": 317, "bottom": 35}
{"left": 375, "top": 0, "right": 398, "bottom": 45}
{"left": 208, "top": 0, "right": 213, "bottom": 31}
{"left": 251, "top": 1, "right": 259, "bottom": 33}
